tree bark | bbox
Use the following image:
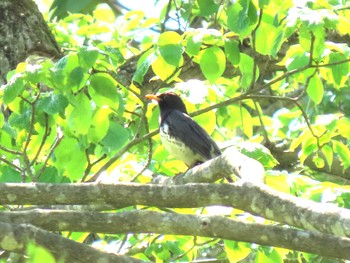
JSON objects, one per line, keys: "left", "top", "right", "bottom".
{"left": 1, "top": 180, "right": 350, "bottom": 238}
{"left": 1, "top": 209, "right": 350, "bottom": 260}
{"left": 0, "top": 221, "right": 145, "bottom": 263}
{"left": 0, "top": 0, "right": 60, "bottom": 84}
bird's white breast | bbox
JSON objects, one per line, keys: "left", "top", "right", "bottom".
{"left": 160, "top": 123, "right": 204, "bottom": 167}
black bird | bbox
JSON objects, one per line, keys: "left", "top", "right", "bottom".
{"left": 146, "top": 92, "right": 221, "bottom": 168}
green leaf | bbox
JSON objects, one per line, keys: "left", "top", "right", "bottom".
{"left": 104, "top": 46, "right": 125, "bottom": 64}
{"left": 257, "top": 247, "right": 283, "bottom": 263}
{"left": 303, "top": 137, "right": 318, "bottom": 155}
{"left": 313, "top": 154, "right": 325, "bottom": 168}
{"left": 289, "top": 128, "right": 307, "bottom": 151}
{"left": 307, "top": 74, "right": 324, "bottom": 104}
{"left": 0, "top": 166, "right": 21, "bottom": 183}
{"left": 78, "top": 47, "right": 99, "bottom": 69}
{"left": 159, "top": 44, "right": 183, "bottom": 66}
{"left": 186, "top": 34, "right": 202, "bottom": 56}
{"left": 2, "top": 122, "right": 17, "bottom": 138}
{"left": 197, "top": 0, "right": 220, "bottom": 16}
{"left": 53, "top": 137, "right": 86, "bottom": 181}
{"left": 8, "top": 109, "right": 31, "bottom": 131}
{"left": 223, "top": 105, "right": 253, "bottom": 137}
{"left": 285, "top": 50, "right": 309, "bottom": 71}
{"left": 337, "top": 117, "right": 350, "bottom": 140}
{"left": 227, "top": 4, "right": 246, "bottom": 35}
{"left": 37, "top": 167, "right": 62, "bottom": 183}
{"left": 3, "top": 76, "right": 24, "bottom": 104}
{"left": 239, "top": 53, "right": 258, "bottom": 89}
{"left": 247, "top": 0, "right": 258, "bottom": 25}
{"left": 0, "top": 109, "right": 4, "bottom": 128}
{"left": 27, "top": 243, "right": 55, "bottom": 263}
{"left": 158, "top": 31, "right": 181, "bottom": 46}
{"left": 50, "top": 0, "right": 97, "bottom": 19}
{"left": 199, "top": 47, "right": 226, "bottom": 83}
{"left": 37, "top": 93, "right": 69, "bottom": 115}
{"left": 68, "top": 92, "right": 92, "bottom": 135}
{"left": 87, "top": 107, "right": 110, "bottom": 143}
{"left": 89, "top": 74, "right": 120, "bottom": 108}
{"left": 68, "top": 67, "right": 87, "bottom": 92}
{"left": 102, "top": 122, "right": 130, "bottom": 152}
{"left": 25, "top": 63, "right": 47, "bottom": 84}
{"left": 225, "top": 39, "right": 240, "bottom": 65}
{"left": 255, "top": 22, "right": 284, "bottom": 56}
{"left": 298, "top": 135, "right": 317, "bottom": 164}
{"left": 239, "top": 142, "right": 279, "bottom": 168}
{"left": 202, "top": 29, "right": 224, "bottom": 46}
{"left": 259, "top": 0, "right": 270, "bottom": 8}
{"left": 133, "top": 50, "right": 156, "bottom": 84}
{"left": 329, "top": 52, "right": 349, "bottom": 88}
{"left": 224, "top": 241, "right": 250, "bottom": 262}
{"left": 300, "top": 26, "right": 325, "bottom": 60}
{"left": 50, "top": 54, "right": 80, "bottom": 91}
{"left": 152, "top": 55, "right": 181, "bottom": 81}
{"left": 151, "top": 32, "right": 183, "bottom": 80}
{"left": 193, "top": 109, "right": 216, "bottom": 135}
{"left": 227, "top": 0, "right": 256, "bottom": 36}
{"left": 333, "top": 140, "right": 350, "bottom": 170}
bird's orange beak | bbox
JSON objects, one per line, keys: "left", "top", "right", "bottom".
{"left": 146, "top": 94, "right": 159, "bottom": 101}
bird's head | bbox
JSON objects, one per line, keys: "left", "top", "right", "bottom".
{"left": 146, "top": 92, "right": 188, "bottom": 114}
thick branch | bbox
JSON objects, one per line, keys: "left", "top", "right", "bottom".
{"left": 0, "top": 221, "right": 145, "bottom": 263}
{"left": 1, "top": 181, "right": 350, "bottom": 238}
{"left": 153, "top": 147, "right": 265, "bottom": 184}
{"left": 1, "top": 209, "right": 350, "bottom": 259}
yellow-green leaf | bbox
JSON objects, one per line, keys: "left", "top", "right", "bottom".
{"left": 158, "top": 31, "right": 181, "bottom": 46}
{"left": 93, "top": 8, "right": 115, "bottom": 23}
{"left": 88, "top": 107, "right": 111, "bottom": 143}
{"left": 333, "top": 140, "right": 350, "bottom": 170}
{"left": 199, "top": 46, "right": 226, "bottom": 83}
{"left": 224, "top": 241, "right": 250, "bottom": 262}
{"left": 307, "top": 74, "right": 324, "bottom": 104}
{"left": 152, "top": 55, "right": 182, "bottom": 81}
{"left": 68, "top": 93, "right": 92, "bottom": 135}
{"left": 321, "top": 144, "right": 333, "bottom": 169}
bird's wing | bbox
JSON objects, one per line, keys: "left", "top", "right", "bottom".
{"left": 163, "top": 110, "right": 221, "bottom": 160}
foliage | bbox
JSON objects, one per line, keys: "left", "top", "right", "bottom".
{"left": 2, "top": 0, "right": 350, "bottom": 261}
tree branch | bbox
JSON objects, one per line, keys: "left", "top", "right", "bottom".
{"left": 0, "top": 221, "right": 145, "bottom": 263}
{"left": 1, "top": 209, "right": 350, "bottom": 259}
{"left": 1, "top": 180, "right": 350, "bottom": 238}
{"left": 153, "top": 147, "right": 265, "bottom": 184}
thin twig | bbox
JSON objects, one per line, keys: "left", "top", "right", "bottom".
{"left": 117, "top": 234, "right": 129, "bottom": 254}
{"left": 87, "top": 130, "right": 158, "bottom": 182}
{"left": 160, "top": 0, "right": 172, "bottom": 33}
{"left": 249, "top": 8, "right": 264, "bottom": 91}
{"left": 36, "top": 135, "right": 64, "bottom": 181}
{"left": 0, "top": 145, "right": 22, "bottom": 156}
{"left": 81, "top": 153, "right": 107, "bottom": 182}
{"left": 246, "top": 89, "right": 321, "bottom": 141}
{"left": 309, "top": 31, "right": 316, "bottom": 65}
{"left": 131, "top": 103, "right": 153, "bottom": 182}
{"left": 21, "top": 92, "right": 41, "bottom": 180}
{"left": 0, "top": 157, "right": 23, "bottom": 172}
{"left": 30, "top": 113, "right": 49, "bottom": 166}
{"left": 253, "top": 100, "right": 270, "bottom": 143}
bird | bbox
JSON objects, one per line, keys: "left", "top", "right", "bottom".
{"left": 146, "top": 91, "right": 222, "bottom": 168}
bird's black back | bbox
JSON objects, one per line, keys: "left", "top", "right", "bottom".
{"left": 161, "top": 109, "right": 221, "bottom": 160}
